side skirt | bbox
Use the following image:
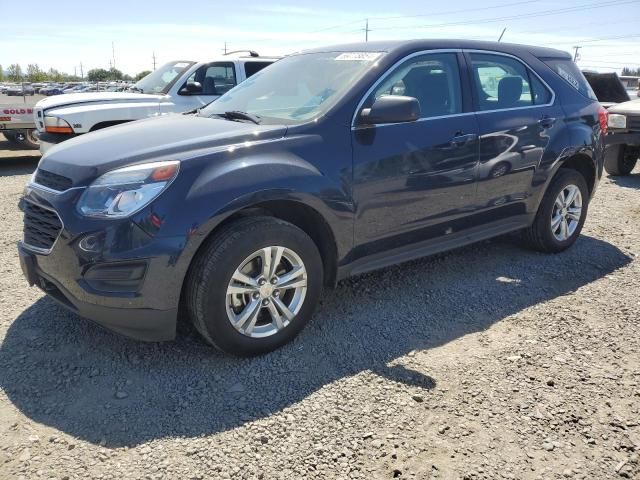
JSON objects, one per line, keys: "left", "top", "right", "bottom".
{"left": 337, "top": 216, "right": 530, "bottom": 280}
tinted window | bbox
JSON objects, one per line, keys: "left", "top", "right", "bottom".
{"left": 370, "top": 53, "right": 462, "bottom": 118}
{"left": 244, "top": 61, "right": 273, "bottom": 78}
{"left": 469, "top": 53, "right": 551, "bottom": 110}
{"left": 543, "top": 58, "right": 598, "bottom": 100}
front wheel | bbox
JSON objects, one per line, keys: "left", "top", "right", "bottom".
{"left": 185, "top": 216, "right": 323, "bottom": 356}
{"left": 522, "top": 169, "right": 589, "bottom": 253}
{"left": 605, "top": 145, "right": 638, "bottom": 176}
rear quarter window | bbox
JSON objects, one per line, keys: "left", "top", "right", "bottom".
{"left": 543, "top": 58, "right": 598, "bottom": 101}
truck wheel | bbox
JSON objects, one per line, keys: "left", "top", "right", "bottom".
{"left": 522, "top": 169, "right": 589, "bottom": 253}
{"left": 604, "top": 145, "right": 638, "bottom": 176}
{"left": 3, "top": 131, "right": 20, "bottom": 144}
{"left": 185, "top": 216, "right": 323, "bottom": 356}
{"left": 10, "top": 129, "right": 40, "bottom": 150}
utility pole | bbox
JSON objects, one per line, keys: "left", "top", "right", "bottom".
{"left": 573, "top": 46, "right": 581, "bottom": 62}
{"left": 152, "top": 52, "right": 157, "bottom": 70}
{"left": 365, "top": 19, "right": 370, "bottom": 42}
{"left": 498, "top": 27, "right": 507, "bottom": 42}
{"left": 224, "top": 42, "right": 227, "bottom": 55}
{"left": 74, "top": 66, "right": 77, "bottom": 78}
{"left": 112, "top": 41, "right": 116, "bottom": 70}
{"left": 80, "top": 62, "right": 83, "bottom": 79}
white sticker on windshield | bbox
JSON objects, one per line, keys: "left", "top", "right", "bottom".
{"left": 174, "top": 62, "right": 190, "bottom": 68}
{"left": 335, "top": 52, "right": 382, "bottom": 62}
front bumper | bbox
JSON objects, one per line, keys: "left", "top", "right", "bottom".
{"left": 19, "top": 243, "right": 177, "bottom": 341}
{"left": 17, "top": 184, "right": 187, "bottom": 342}
{"left": 605, "top": 131, "right": 640, "bottom": 146}
{"left": 38, "top": 131, "right": 78, "bottom": 155}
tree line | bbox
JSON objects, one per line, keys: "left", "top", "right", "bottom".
{"left": 0, "top": 64, "right": 152, "bottom": 83}
{"left": 621, "top": 67, "right": 640, "bottom": 77}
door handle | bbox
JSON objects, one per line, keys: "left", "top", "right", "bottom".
{"left": 450, "top": 133, "right": 478, "bottom": 146}
{"left": 539, "top": 116, "right": 556, "bottom": 128}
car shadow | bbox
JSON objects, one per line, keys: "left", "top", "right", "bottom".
{"left": 0, "top": 235, "right": 631, "bottom": 447}
{"left": 609, "top": 171, "right": 640, "bottom": 189}
{"left": 0, "top": 138, "right": 39, "bottom": 176}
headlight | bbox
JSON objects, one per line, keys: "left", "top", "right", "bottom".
{"left": 76, "top": 161, "right": 179, "bottom": 218}
{"left": 608, "top": 114, "right": 627, "bottom": 129}
{"left": 44, "top": 116, "right": 73, "bottom": 134}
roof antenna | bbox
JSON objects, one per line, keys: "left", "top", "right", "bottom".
{"left": 498, "top": 27, "right": 507, "bottom": 42}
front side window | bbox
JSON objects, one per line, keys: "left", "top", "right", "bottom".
{"left": 181, "top": 62, "right": 236, "bottom": 96}
{"left": 469, "top": 53, "right": 552, "bottom": 111}
{"left": 200, "top": 51, "right": 382, "bottom": 124}
{"left": 368, "top": 53, "right": 462, "bottom": 118}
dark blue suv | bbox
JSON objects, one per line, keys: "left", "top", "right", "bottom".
{"left": 19, "top": 40, "right": 607, "bottom": 356}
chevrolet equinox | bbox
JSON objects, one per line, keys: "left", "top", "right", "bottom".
{"left": 19, "top": 40, "right": 607, "bottom": 356}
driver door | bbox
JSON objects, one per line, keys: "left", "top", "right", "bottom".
{"left": 352, "top": 52, "right": 480, "bottom": 253}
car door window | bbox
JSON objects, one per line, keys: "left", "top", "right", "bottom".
{"left": 182, "top": 62, "right": 237, "bottom": 96}
{"left": 244, "top": 61, "right": 272, "bottom": 78}
{"left": 469, "top": 53, "right": 552, "bottom": 110}
{"left": 369, "top": 53, "right": 463, "bottom": 118}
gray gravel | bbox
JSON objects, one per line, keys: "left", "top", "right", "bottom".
{"left": 1, "top": 138, "right": 639, "bottom": 479}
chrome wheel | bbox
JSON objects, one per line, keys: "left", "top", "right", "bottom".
{"left": 550, "top": 184, "right": 582, "bottom": 241}
{"left": 225, "top": 246, "right": 307, "bottom": 338}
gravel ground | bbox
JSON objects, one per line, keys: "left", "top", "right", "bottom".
{"left": 0, "top": 137, "right": 638, "bottom": 480}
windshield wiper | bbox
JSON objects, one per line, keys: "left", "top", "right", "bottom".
{"left": 212, "top": 110, "right": 261, "bottom": 125}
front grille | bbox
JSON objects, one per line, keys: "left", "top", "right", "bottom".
{"left": 34, "top": 169, "right": 72, "bottom": 191}
{"left": 627, "top": 115, "right": 640, "bottom": 131}
{"left": 23, "top": 202, "right": 63, "bottom": 251}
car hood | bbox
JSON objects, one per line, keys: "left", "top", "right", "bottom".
{"left": 38, "top": 114, "right": 288, "bottom": 186}
{"left": 37, "top": 92, "right": 163, "bottom": 111}
{"left": 608, "top": 98, "right": 640, "bottom": 115}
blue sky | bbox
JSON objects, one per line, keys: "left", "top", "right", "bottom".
{"left": 2, "top": 0, "right": 640, "bottom": 76}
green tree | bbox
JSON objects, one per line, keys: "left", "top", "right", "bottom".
{"left": 47, "top": 68, "right": 65, "bottom": 82}
{"left": 7, "top": 64, "right": 23, "bottom": 82}
{"left": 135, "top": 70, "right": 151, "bottom": 81}
{"left": 87, "top": 68, "right": 111, "bottom": 82}
{"left": 108, "top": 67, "right": 124, "bottom": 80}
{"left": 0, "top": 65, "right": 4, "bottom": 82}
{"left": 26, "top": 64, "right": 47, "bottom": 82}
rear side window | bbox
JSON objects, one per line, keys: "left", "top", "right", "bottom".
{"left": 469, "top": 53, "right": 552, "bottom": 111}
{"left": 543, "top": 58, "right": 597, "bottom": 101}
{"left": 244, "top": 61, "right": 273, "bottom": 78}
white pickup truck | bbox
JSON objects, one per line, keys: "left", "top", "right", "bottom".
{"left": 34, "top": 52, "right": 278, "bottom": 154}
{"left": 0, "top": 98, "right": 39, "bottom": 149}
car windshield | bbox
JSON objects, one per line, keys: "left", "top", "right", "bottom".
{"left": 199, "top": 51, "right": 383, "bottom": 124}
{"left": 132, "top": 61, "right": 195, "bottom": 94}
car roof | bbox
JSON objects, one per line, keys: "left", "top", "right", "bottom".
{"left": 300, "top": 39, "right": 571, "bottom": 59}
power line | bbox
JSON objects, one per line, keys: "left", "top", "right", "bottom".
{"left": 373, "top": 0, "right": 639, "bottom": 32}
{"left": 367, "top": 0, "right": 540, "bottom": 21}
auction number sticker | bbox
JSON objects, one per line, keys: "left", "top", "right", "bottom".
{"left": 335, "top": 52, "right": 382, "bottom": 61}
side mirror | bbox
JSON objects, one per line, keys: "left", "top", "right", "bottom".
{"left": 180, "top": 81, "right": 202, "bottom": 95}
{"left": 359, "top": 95, "right": 420, "bottom": 125}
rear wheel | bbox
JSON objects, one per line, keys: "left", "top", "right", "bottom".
{"left": 523, "top": 169, "right": 589, "bottom": 253}
{"left": 185, "top": 216, "right": 323, "bottom": 356}
{"left": 605, "top": 145, "right": 638, "bottom": 176}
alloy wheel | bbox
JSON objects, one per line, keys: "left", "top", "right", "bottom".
{"left": 225, "top": 246, "right": 308, "bottom": 338}
{"left": 550, "top": 184, "right": 582, "bottom": 241}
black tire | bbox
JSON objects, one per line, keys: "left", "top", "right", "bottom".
{"left": 185, "top": 216, "right": 323, "bottom": 356}
{"left": 523, "top": 169, "right": 589, "bottom": 253}
{"left": 604, "top": 145, "right": 638, "bottom": 176}
{"left": 3, "top": 131, "right": 20, "bottom": 144}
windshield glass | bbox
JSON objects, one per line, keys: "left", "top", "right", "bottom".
{"left": 133, "top": 61, "right": 195, "bottom": 94}
{"left": 199, "top": 51, "right": 383, "bottom": 124}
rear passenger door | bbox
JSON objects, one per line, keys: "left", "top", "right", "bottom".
{"left": 465, "top": 51, "right": 563, "bottom": 220}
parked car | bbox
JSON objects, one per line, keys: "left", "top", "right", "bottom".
{"left": 33, "top": 52, "right": 278, "bottom": 154}
{"left": 5, "top": 84, "right": 35, "bottom": 96}
{"left": 19, "top": 40, "right": 607, "bottom": 356}
{"left": 582, "top": 71, "right": 640, "bottom": 176}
